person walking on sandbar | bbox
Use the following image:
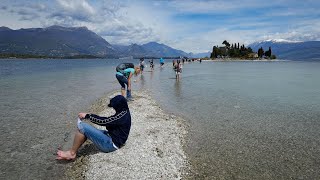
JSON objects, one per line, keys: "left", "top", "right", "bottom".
{"left": 174, "top": 60, "right": 182, "bottom": 80}
{"left": 149, "top": 59, "right": 154, "bottom": 71}
{"left": 139, "top": 58, "right": 145, "bottom": 74}
{"left": 115, "top": 63, "right": 140, "bottom": 101}
{"left": 56, "top": 95, "right": 131, "bottom": 160}
{"left": 160, "top": 57, "right": 164, "bottom": 68}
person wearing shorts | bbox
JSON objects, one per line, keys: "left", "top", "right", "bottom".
{"left": 56, "top": 95, "right": 131, "bottom": 160}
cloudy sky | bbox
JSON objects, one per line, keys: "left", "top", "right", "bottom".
{"left": 0, "top": 0, "right": 319, "bottom": 53}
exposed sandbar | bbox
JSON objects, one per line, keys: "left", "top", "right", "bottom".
{"left": 66, "top": 90, "right": 189, "bottom": 179}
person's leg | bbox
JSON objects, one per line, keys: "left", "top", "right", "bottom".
{"left": 140, "top": 65, "right": 143, "bottom": 74}
{"left": 116, "top": 74, "right": 127, "bottom": 97}
{"left": 71, "top": 130, "right": 87, "bottom": 152}
{"left": 127, "top": 89, "right": 132, "bottom": 100}
{"left": 77, "top": 122, "right": 117, "bottom": 152}
{"left": 122, "top": 80, "right": 131, "bottom": 99}
{"left": 56, "top": 122, "right": 117, "bottom": 160}
{"left": 56, "top": 129, "right": 86, "bottom": 160}
{"left": 117, "top": 75, "right": 132, "bottom": 100}
{"left": 121, "top": 88, "right": 126, "bottom": 97}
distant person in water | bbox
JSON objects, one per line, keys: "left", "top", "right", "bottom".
{"left": 115, "top": 63, "right": 140, "bottom": 101}
{"left": 175, "top": 60, "right": 182, "bottom": 80}
{"left": 139, "top": 58, "right": 145, "bottom": 74}
{"left": 56, "top": 95, "right": 131, "bottom": 160}
{"left": 173, "top": 60, "right": 177, "bottom": 71}
{"left": 149, "top": 59, "right": 154, "bottom": 70}
{"left": 160, "top": 57, "right": 164, "bottom": 67}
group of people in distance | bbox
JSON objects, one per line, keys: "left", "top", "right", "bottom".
{"left": 56, "top": 57, "right": 175, "bottom": 161}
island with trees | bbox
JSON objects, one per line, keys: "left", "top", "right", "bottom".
{"left": 210, "top": 40, "right": 276, "bottom": 60}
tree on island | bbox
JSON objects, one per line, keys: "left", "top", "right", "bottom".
{"left": 258, "top": 47, "right": 264, "bottom": 58}
{"left": 222, "top": 40, "right": 230, "bottom": 49}
{"left": 264, "top": 47, "right": 272, "bottom": 58}
{"left": 211, "top": 46, "right": 220, "bottom": 58}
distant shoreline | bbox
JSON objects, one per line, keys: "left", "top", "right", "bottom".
{"left": 210, "top": 58, "right": 288, "bottom": 62}
{"left": 0, "top": 57, "right": 289, "bottom": 61}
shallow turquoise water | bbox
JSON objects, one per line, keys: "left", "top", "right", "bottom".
{"left": 1, "top": 59, "right": 320, "bottom": 179}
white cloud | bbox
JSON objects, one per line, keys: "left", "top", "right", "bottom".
{"left": 0, "top": 0, "right": 319, "bottom": 53}
{"left": 49, "top": 0, "right": 96, "bottom": 22}
{"left": 46, "top": 0, "right": 161, "bottom": 45}
{"left": 57, "top": 0, "right": 95, "bottom": 15}
{"left": 169, "top": 0, "right": 270, "bottom": 13}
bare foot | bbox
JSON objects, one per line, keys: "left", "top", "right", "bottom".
{"left": 56, "top": 150, "right": 76, "bottom": 160}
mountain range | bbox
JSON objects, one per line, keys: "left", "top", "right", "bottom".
{"left": 0, "top": 26, "right": 189, "bottom": 58}
{"left": 1, "top": 26, "right": 319, "bottom": 60}
{"left": 0, "top": 26, "right": 118, "bottom": 57}
{"left": 248, "top": 39, "right": 320, "bottom": 61}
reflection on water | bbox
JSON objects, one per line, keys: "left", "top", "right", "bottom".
{"left": 174, "top": 79, "right": 181, "bottom": 97}
{"left": 150, "top": 70, "right": 154, "bottom": 80}
{"left": 140, "top": 74, "right": 145, "bottom": 86}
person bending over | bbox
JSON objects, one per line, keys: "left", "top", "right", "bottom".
{"left": 56, "top": 95, "right": 131, "bottom": 160}
{"left": 115, "top": 63, "right": 140, "bottom": 101}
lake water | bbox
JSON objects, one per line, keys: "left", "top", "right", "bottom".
{"left": 144, "top": 60, "right": 320, "bottom": 179}
{"left": 0, "top": 59, "right": 139, "bottom": 179}
{"left": 1, "top": 59, "right": 320, "bottom": 179}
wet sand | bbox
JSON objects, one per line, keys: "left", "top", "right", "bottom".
{"left": 64, "top": 90, "right": 189, "bottom": 179}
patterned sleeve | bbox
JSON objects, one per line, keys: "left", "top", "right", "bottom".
{"left": 85, "top": 111, "right": 128, "bottom": 126}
